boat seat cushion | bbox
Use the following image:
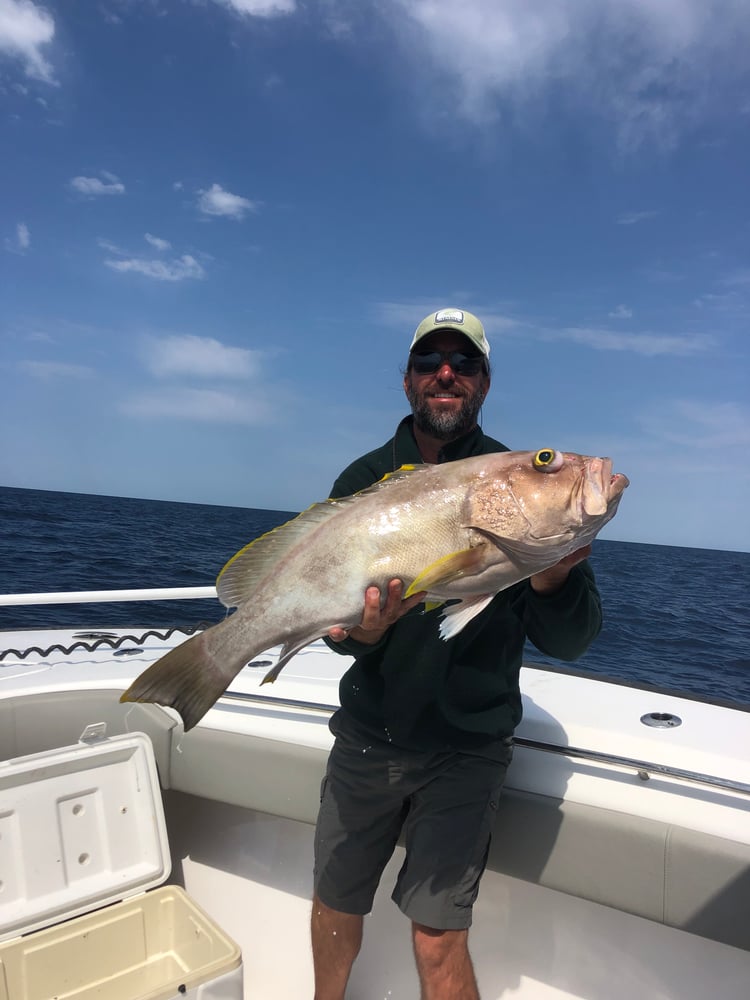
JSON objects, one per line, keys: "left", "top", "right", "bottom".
{"left": 490, "top": 788, "right": 750, "bottom": 952}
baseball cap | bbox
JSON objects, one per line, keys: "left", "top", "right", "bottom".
{"left": 409, "top": 308, "right": 490, "bottom": 357}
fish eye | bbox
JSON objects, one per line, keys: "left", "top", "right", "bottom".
{"left": 533, "top": 449, "right": 563, "bottom": 472}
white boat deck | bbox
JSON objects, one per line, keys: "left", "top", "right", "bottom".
{"left": 1, "top": 607, "right": 749, "bottom": 999}
{"left": 168, "top": 791, "right": 750, "bottom": 1000}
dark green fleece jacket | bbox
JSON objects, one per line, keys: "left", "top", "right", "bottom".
{"left": 327, "top": 417, "right": 602, "bottom": 759}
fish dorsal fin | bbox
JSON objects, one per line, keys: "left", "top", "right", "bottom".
{"left": 217, "top": 465, "right": 428, "bottom": 607}
{"left": 352, "top": 463, "right": 428, "bottom": 495}
{"left": 216, "top": 500, "right": 345, "bottom": 607}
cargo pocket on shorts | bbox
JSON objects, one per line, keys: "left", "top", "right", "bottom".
{"left": 451, "top": 784, "right": 503, "bottom": 912}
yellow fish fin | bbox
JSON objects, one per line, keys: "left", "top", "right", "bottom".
{"left": 216, "top": 500, "right": 343, "bottom": 608}
{"left": 380, "top": 463, "right": 419, "bottom": 478}
{"left": 216, "top": 466, "right": 429, "bottom": 608}
{"left": 352, "top": 463, "right": 427, "bottom": 494}
{"left": 404, "top": 547, "right": 486, "bottom": 598}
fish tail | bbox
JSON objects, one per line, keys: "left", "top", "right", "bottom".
{"left": 120, "top": 625, "right": 246, "bottom": 732}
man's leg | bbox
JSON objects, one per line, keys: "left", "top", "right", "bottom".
{"left": 394, "top": 747, "right": 512, "bottom": 999}
{"left": 312, "top": 719, "right": 409, "bottom": 998}
{"left": 311, "top": 894, "right": 363, "bottom": 1000}
{"left": 412, "top": 924, "right": 479, "bottom": 1000}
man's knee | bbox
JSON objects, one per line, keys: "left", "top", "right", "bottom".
{"left": 412, "top": 924, "right": 469, "bottom": 961}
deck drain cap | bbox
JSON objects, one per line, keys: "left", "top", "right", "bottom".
{"left": 640, "top": 711, "right": 682, "bottom": 728}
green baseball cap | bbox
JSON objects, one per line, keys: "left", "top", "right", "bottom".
{"left": 409, "top": 308, "right": 490, "bottom": 356}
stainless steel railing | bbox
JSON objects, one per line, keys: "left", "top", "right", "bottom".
{"left": 0, "top": 586, "right": 217, "bottom": 606}
{"left": 512, "top": 737, "right": 750, "bottom": 797}
{"left": 215, "top": 689, "right": 750, "bottom": 799}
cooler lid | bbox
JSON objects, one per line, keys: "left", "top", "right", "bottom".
{"left": 0, "top": 727, "right": 171, "bottom": 942}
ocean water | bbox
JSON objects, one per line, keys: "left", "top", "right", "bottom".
{"left": 1, "top": 486, "right": 748, "bottom": 707}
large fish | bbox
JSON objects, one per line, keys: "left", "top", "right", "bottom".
{"left": 121, "top": 449, "right": 628, "bottom": 730}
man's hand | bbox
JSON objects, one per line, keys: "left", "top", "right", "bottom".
{"left": 328, "top": 579, "right": 427, "bottom": 646}
{"left": 529, "top": 544, "right": 592, "bottom": 596}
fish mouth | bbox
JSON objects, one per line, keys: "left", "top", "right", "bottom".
{"left": 610, "top": 471, "right": 629, "bottom": 494}
{"left": 582, "top": 458, "right": 629, "bottom": 517}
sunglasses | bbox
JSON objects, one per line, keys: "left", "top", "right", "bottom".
{"left": 409, "top": 351, "right": 487, "bottom": 377}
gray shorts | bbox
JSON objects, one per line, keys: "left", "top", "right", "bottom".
{"left": 313, "top": 716, "right": 512, "bottom": 930}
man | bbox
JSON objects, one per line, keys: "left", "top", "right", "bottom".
{"left": 311, "top": 308, "right": 602, "bottom": 999}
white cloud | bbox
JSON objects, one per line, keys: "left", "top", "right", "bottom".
{"left": 213, "top": 0, "right": 296, "bottom": 17}
{"left": 97, "top": 237, "right": 126, "bottom": 255}
{"left": 617, "top": 211, "right": 657, "bottom": 226}
{"left": 555, "top": 326, "right": 714, "bottom": 357}
{"left": 198, "top": 182, "right": 257, "bottom": 220}
{"left": 377, "top": 300, "right": 714, "bottom": 357}
{"left": 121, "top": 387, "right": 272, "bottom": 424}
{"left": 70, "top": 174, "right": 126, "bottom": 196}
{"left": 640, "top": 399, "right": 750, "bottom": 450}
{"left": 4, "top": 221, "right": 30, "bottom": 253}
{"left": 381, "top": 0, "right": 750, "bottom": 149}
{"left": 692, "top": 291, "right": 746, "bottom": 315}
{"left": 0, "top": 0, "right": 55, "bottom": 83}
{"left": 105, "top": 254, "right": 205, "bottom": 281}
{"left": 143, "top": 334, "right": 261, "bottom": 378}
{"left": 608, "top": 305, "right": 633, "bottom": 319}
{"left": 722, "top": 269, "right": 750, "bottom": 287}
{"left": 375, "top": 301, "right": 434, "bottom": 329}
{"left": 18, "top": 360, "right": 94, "bottom": 379}
{"left": 145, "top": 233, "right": 172, "bottom": 251}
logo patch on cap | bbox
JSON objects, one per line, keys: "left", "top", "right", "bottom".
{"left": 434, "top": 309, "right": 464, "bottom": 324}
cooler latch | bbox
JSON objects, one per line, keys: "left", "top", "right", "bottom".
{"left": 79, "top": 722, "right": 108, "bottom": 744}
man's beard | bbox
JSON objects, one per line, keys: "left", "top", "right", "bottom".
{"left": 406, "top": 384, "right": 486, "bottom": 441}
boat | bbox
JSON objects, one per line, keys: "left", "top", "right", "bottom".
{"left": 1, "top": 584, "right": 749, "bottom": 999}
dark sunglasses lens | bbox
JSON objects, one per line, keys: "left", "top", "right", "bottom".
{"left": 411, "top": 353, "right": 441, "bottom": 374}
{"left": 411, "top": 352, "right": 484, "bottom": 376}
{"left": 454, "top": 356, "right": 484, "bottom": 375}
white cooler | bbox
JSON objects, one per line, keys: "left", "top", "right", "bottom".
{"left": 0, "top": 727, "right": 243, "bottom": 1000}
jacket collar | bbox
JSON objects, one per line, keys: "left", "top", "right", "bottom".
{"left": 392, "top": 416, "right": 486, "bottom": 467}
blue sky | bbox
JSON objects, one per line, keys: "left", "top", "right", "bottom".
{"left": 1, "top": 0, "right": 749, "bottom": 552}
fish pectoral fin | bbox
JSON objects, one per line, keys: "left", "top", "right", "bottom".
{"left": 404, "top": 547, "right": 487, "bottom": 599}
{"left": 438, "top": 594, "right": 495, "bottom": 640}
